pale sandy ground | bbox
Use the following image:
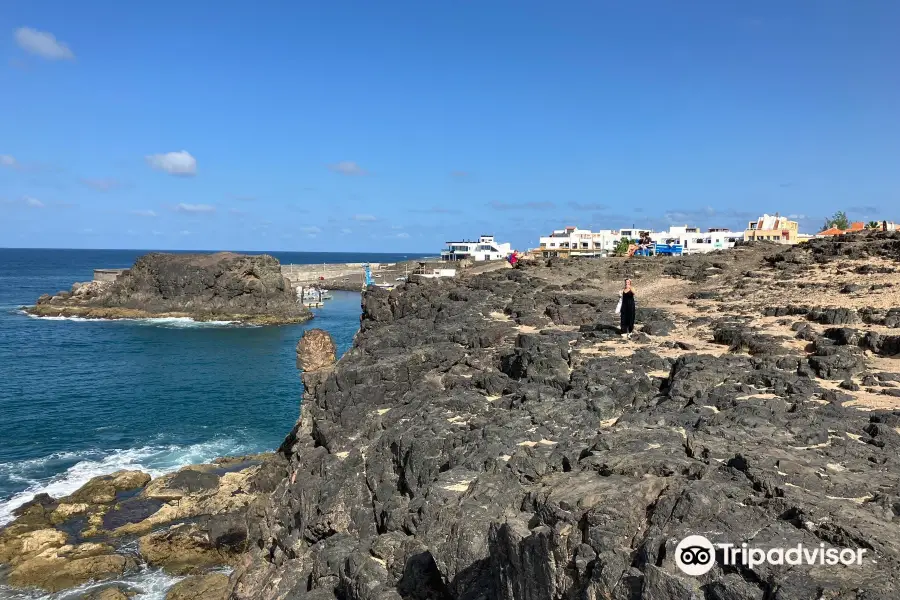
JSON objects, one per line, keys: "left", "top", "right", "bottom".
{"left": 516, "top": 251, "right": 900, "bottom": 411}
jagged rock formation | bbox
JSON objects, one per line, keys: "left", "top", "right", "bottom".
{"left": 297, "top": 329, "right": 338, "bottom": 372}
{"left": 231, "top": 232, "right": 900, "bottom": 599}
{"left": 26, "top": 252, "right": 311, "bottom": 325}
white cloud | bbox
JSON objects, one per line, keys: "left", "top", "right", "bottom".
{"left": 131, "top": 209, "right": 157, "bottom": 217}
{"left": 340, "top": 228, "right": 352, "bottom": 234}
{"left": 152, "top": 230, "right": 163, "bottom": 236}
{"left": 353, "top": 214, "right": 377, "bottom": 222}
{"left": 146, "top": 151, "right": 197, "bottom": 176}
{"left": 14, "top": 27, "right": 75, "bottom": 61}
{"left": 396, "top": 232, "right": 410, "bottom": 239}
{"left": 179, "top": 230, "right": 191, "bottom": 235}
{"left": 1, "top": 155, "right": 18, "bottom": 169}
{"left": 25, "top": 196, "right": 44, "bottom": 208}
{"left": 787, "top": 214, "right": 807, "bottom": 220}
{"left": 175, "top": 203, "right": 214, "bottom": 213}
{"left": 300, "top": 226, "right": 321, "bottom": 234}
{"left": 329, "top": 161, "right": 367, "bottom": 176}
{"left": 391, "top": 224, "right": 404, "bottom": 230}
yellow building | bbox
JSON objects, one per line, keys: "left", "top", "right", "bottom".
{"left": 744, "top": 213, "right": 800, "bottom": 244}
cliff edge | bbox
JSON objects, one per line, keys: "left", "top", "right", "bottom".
{"left": 26, "top": 252, "right": 311, "bottom": 325}
{"left": 232, "top": 232, "right": 900, "bottom": 599}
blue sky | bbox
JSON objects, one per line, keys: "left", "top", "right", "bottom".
{"left": 1, "top": 1, "right": 898, "bottom": 252}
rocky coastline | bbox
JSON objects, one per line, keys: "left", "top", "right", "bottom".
{"left": 0, "top": 454, "right": 281, "bottom": 599}
{"left": 24, "top": 252, "right": 311, "bottom": 326}
{"left": 4, "top": 232, "right": 900, "bottom": 599}
{"left": 231, "top": 231, "right": 900, "bottom": 599}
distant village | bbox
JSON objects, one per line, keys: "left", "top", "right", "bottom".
{"left": 440, "top": 212, "right": 899, "bottom": 263}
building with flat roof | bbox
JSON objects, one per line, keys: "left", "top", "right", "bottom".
{"left": 538, "top": 226, "right": 620, "bottom": 258}
{"left": 744, "top": 214, "right": 800, "bottom": 244}
{"left": 441, "top": 235, "right": 511, "bottom": 261}
{"left": 641, "top": 225, "right": 742, "bottom": 255}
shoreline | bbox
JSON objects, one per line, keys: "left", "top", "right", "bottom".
{"left": 21, "top": 304, "right": 312, "bottom": 326}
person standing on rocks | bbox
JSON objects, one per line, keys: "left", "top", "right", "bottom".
{"left": 617, "top": 278, "right": 636, "bottom": 338}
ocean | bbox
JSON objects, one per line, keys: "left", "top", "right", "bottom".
{"left": 0, "top": 248, "right": 423, "bottom": 600}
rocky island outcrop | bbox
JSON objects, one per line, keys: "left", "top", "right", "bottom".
{"left": 230, "top": 231, "right": 900, "bottom": 599}
{"left": 25, "top": 252, "right": 311, "bottom": 325}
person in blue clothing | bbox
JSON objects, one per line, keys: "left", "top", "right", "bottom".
{"left": 618, "top": 278, "right": 636, "bottom": 338}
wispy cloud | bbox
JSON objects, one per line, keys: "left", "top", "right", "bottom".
{"left": 660, "top": 206, "right": 759, "bottom": 229}
{"left": 491, "top": 201, "right": 555, "bottom": 211}
{"left": 25, "top": 196, "right": 44, "bottom": 208}
{"left": 179, "top": 230, "right": 191, "bottom": 236}
{"left": 569, "top": 201, "right": 608, "bottom": 211}
{"left": 228, "top": 208, "right": 246, "bottom": 215}
{"left": 81, "top": 178, "right": 121, "bottom": 192}
{"left": 352, "top": 213, "right": 377, "bottom": 222}
{"left": 146, "top": 151, "right": 197, "bottom": 177}
{"left": 329, "top": 161, "right": 367, "bottom": 176}
{"left": 14, "top": 27, "right": 75, "bottom": 61}
{"left": 299, "top": 226, "right": 321, "bottom": 234}
{"left": 410, "top": 206, "right": 462, "bottom": 215}
{"left": 396, "top": 232, "right": 410, "bottom": 239}
{"left": 340, "top": 228, "right": 352, "bottom": 234}
{"left": 175, "top": 203, "right": 215, "bottom": 213}
{"left": 848, "top": 205, "right": 880, "bottom": 215}
{"left": 1, "top": 155, "right": 20, "bottom": 169}
{"left": 131, "top": 209, "right": 157, "bottom": 217}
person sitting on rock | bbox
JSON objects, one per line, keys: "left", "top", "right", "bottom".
{"left": 617, "top": 278, "right": 636, "bottom": 338}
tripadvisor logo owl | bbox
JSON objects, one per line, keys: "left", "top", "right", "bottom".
{"left": 675, "top": 534, "right": 868, "bottom": 576}
{"left": 675, "top": 535, "right": 716, "bottom": 576}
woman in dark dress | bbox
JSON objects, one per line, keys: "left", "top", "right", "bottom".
{"left": 619, "top": 278, "right": 636, "bottom": 338}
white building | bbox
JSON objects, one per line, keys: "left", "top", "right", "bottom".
{"left": 538, "top": 226, "right": 620, "bottom": 257}
{"left": 618, "top": 227, "right": 655, "bottom": 242}
{"left": 619, "top": 225, "right": 743, "bottom": 254}
{"left": 441, "top": 235, "right": 512, "bottom": 262}
{"left": 653, "top": 226, "right": 744, "bottom": 254}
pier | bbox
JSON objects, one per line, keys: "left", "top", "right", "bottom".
{"left": 281, "top": 262, "right": 414, "bottom": 291}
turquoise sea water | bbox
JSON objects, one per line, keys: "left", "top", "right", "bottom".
{"left": 0, "top": 248, "right": 420, "bottom": 596}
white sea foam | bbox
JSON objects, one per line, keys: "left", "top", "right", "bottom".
{"left": 20, "top": 311, "right": 239, "bottom": 328}
{"left": 0, "top": 438, "right": 250, "bottom": 527}
{"left": 0, "top": 567, "right": 214, "bottom": 599}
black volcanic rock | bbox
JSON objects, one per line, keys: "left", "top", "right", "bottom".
{"left": 26, "top": 252, "right": 310, "bottom": 325}
{"left": 228, "top": 252, "right": 900, "bottom": 600}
